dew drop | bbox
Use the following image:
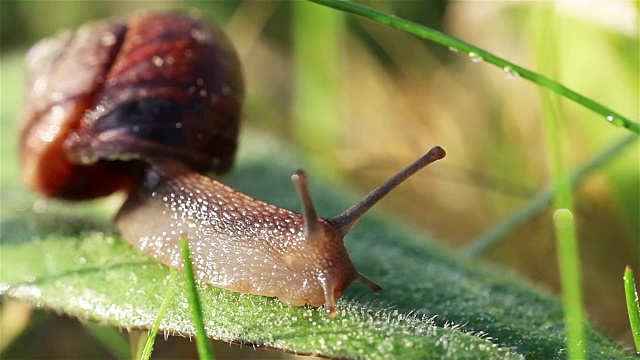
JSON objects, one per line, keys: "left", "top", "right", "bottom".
{"left": 606, "top": 115, "right": 624, "bottom": 127}
{"left": 503, "top": 66, "right": 519, "bottom": 79}
{"left": 404, "top": 339, "right": 414, "bottom": 347}
{"left": 37, "top": 119, "right": 61, "bottom": 143}
{"left": 468, "top": 52, "right": 483, "bottom": 63}
{"left": 33, "top": 78, "right": 47, "bottom": 93}
{"left": 51, "top": 92, "right": 63, "bottom": 101}
{"left": 33, "top": 199, "right": 48, "bottom": 213}
{"left": 93, "top": 104, "right": 106, "bottom": 115}
{"left": 152, "top": 56, "right": 164, "bottom": 67}
{"left": 191, "top": 28, "right": 212, "bottom": 44}
{"left": 448, "top": 46, "right": 459, "bottom": 53}
{"left": 14, "top": 202, "right": 28, "bottom": 212}
{"left": 100, "top": 32, "right": 116, "bottom": 47}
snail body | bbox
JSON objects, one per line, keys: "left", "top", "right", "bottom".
{"left": 117, "top": 161, "right": 357, "bottom": 309}
{"left": 19, "top": 12, "right": 446, "bottom": 315}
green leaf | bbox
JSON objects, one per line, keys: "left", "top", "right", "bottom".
{"left": 624, "top": 266, "right": 640, "bottom": 354}
{"left": 0, "top": 130, "right": 626, "bottom": 359}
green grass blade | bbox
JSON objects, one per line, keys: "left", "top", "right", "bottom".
{"left": 181, "top": 238, "right": 215, "bottom": 360}
{"left": 306, "top": 0, "right": 640, "bottom": 134}
{"left": 552, "top": 209, "right": 585, "bottom": 358}
{"left": 624, "top": 266, "right": 640, "bottom": 354}
{"left": 535, "top": 7, "right": 585, "bottom": 358}
{"left": 464, "top": 134, "right": 638, "bottom": 257}
{"left": 293, "top": 1, "right": 344, "bottom": 175}
{"left": 139, "top": 268, "right": 177, "bottom": 360}
{"left": 82, "top": 322, "right": 129, "bottom": 360}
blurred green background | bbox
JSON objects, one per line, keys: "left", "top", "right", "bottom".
{"left": 1, "top": 0, "right": 638, "bottom": 358}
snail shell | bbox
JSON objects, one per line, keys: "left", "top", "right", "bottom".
{"left": 19, "top": 12, "right": 446, "bottom": 315}
{"left": 20, "top": 13, "right": 243, "bottom": 199}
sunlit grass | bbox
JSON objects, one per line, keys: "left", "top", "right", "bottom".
{"left": 139, "top": 268, "right": 176, "bottom": 360}
{"left": 181, "top": 238, "right": 215, "bottom": 360}
{"left": 464, "top": 134, "right": 638, "bottom": 258}
{"left": 307, "top": 0, "right": 639, "bottom": 134}
{"left": 624, "top": 266, "right": 640, "bottom": 353}
{"left": 534, "top": 6, "right": 584, "bottom": 357}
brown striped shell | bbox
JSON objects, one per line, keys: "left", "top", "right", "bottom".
{"left": 20, "top": 13, "right": 243, "bottom": 199}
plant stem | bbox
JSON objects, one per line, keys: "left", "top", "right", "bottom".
{"left": 624, "top": 266, "right": 640, "bottom": 354}
{"left": 535, "top": 6, "right": 585, "bottom": 358}
{"left": 181, "top": 238, "right": 215, "bottom": 360}
{"left": 464, "top": 134, "right": 638, "bottom": 257}
{"left": 307, "top": 0, "right": 640, "bottom": 134}
{"left": 139, "top": 268, "right": 177, "bottom": 360}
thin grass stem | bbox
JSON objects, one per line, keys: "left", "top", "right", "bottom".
{"left": 180, "top": 238, "right": 215, "bottom": 360}
{"left": 307, "top": 0, "right": 639, "bottom": 134}
{"left": 464, "top": 134, "right": 638, "bottom": 257}
{"left": 624, "top": 266, "right": 640, "bottom": 354}
{"left": 535, "top": 7, "right": 585, "bottom": 358}
{"left": 139, "top": 268, "right": 177, "bottom": 360}
{"left": 552, "top": 209, "right": 585, "bottom": 358}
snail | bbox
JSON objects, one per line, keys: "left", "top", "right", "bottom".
{"left": 19, "top": 12, "right": 446, "bottom": 316}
